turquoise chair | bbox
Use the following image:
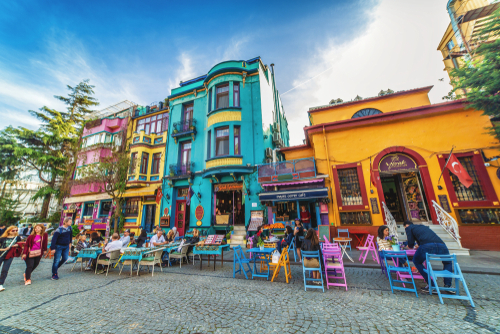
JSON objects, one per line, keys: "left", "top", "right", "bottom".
{"left": 288, "top": 237, "right": 297, "bottom": 262}
{"left": 233, "top": 245, "right": 252, "bottom": 279}
{"left": 424, "top": 253, "right": 475, "bottom": 307}
{"left": 384, "top": 250, "right": 418, "bottom": 298}
{"left": 337, "top": 229, "right": 351, "bottom": 251}
{"left": 301, "top": 251, "right": 324, "bottom": 292}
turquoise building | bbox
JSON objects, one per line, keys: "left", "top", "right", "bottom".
{"left": 161, "top": 57, "right": 289, "bottom": 236}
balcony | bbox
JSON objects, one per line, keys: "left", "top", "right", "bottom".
{"left": 166, "top": 162, "right": 195, "bottom": 182}
{"left": 171, "top": 119, "right": 197, "bottom": 144}
{"left": 257, "top": 158, "right": 317, "bottom": 183}
{"left": 133, "top": 101, "right": 169, "bottom": 118}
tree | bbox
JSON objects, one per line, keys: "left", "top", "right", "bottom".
{"left": 449, "top": 7, "right": 500, "bottom": 139}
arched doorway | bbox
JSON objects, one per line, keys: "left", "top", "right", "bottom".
{"left": 373, "top": 147, "right": 437, "bottom": 224}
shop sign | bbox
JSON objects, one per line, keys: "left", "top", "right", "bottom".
{"left": 93, "top": 219, "right": 102, "bottom": 223}
{"left": 370, "top": 198, "right": 380, "bottom": 214}
{"left": 252, "top": 203, "right": 257, "bottom": 207}
{"left": 178, "top": 188, "right": 189, "bottom": 197}
{"left": 259, "top": 188, "right": 329, "bottom": 201}
{"left": 63, "top": 209, "right": 75, "bottom": 214}
{"left": 214, "top": 182, "right": 243, "bottom": 192}
{"left": 379, "top": 154, "right": 417, "bottom": 173}
{"left": 84, "top": 219, "right": 94, "bottom": 225}
{"left": 83, "top": 225, "right": 92, "bottom": 230}
{"left": 438, "top": 195, "right": 451, "bottom": 213}
{"left": 195, "top": 205, "right": 204, "bottom": 220}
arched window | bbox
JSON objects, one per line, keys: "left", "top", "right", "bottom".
{"left": 351, "top": 108, "right": 382, "bottom": 119}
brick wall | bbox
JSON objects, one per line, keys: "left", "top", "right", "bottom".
{"left": 459, "top": 226, "right": 500, "bottom": 251}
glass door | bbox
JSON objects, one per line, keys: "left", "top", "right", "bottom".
{"left": 183, "top": 104, "right": 193, "bottom": 131}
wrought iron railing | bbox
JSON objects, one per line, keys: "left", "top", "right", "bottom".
{"left": 382, "top": 201, "right": 398, "bottom": 242}
{"left": 257, "top": 157, "right": 316, "bottom": 180}
{"left": 432, "top": 200, "right": 462, "bottom": 248}
{"left": 168, "top": 162, "right": 194, "bottom": 178}
{"left": 172, "top": 119, "right": 197, "bottom": 135}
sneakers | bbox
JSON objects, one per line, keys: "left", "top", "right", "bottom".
{"left": 84, "top": 267, "right": 92, "bottom": 271}
{"left": 25, "top": 280, "right": 31, "bottom": 286}
{"left": 96, "top": 269, "right": 106, "bottom": 275}
{"left": 51, "top": 274, "right": 59, "bottom": 280}
{"left": 0, "top": 285, "right": 4, "bottom": 292}
{"left": 421, "top": 285, "right": 437, "bottom": 294}
{"left": 23, "top": 273, "right": 26, "bottom": 282}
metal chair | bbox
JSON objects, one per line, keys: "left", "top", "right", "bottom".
{"left": 137, "top": 247, "right": 165, "bottom": 276}
{"left": 95, "top": 250, "right": 121, "bottom": 276}
{"left": 337, "top": 229, "right": 351, "bottom": 250}
{"left": 383, "top": 250, "right": 418, "bottom": 298}
{"left": 301, "top": 250, "right": 325, "bottom": 292}
{"left": 424, "top": 253, "right": 474, "bottom": 307}
{"left": 233, "top": 245, "right": 252, "bottom": 279}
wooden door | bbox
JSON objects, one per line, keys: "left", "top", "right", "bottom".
{"left": 175, "top": 200, "right": 186, "bottom": 236}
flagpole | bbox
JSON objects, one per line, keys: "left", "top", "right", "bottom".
{"left": 438, "top": 146, "right": 455, "bottom": 183}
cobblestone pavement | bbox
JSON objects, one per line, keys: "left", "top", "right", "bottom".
{"left": 0, "top": 257, "right": 499, "bottom": 334}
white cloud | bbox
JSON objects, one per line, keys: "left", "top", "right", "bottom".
{"left": 167, "top": 52, "right": 196, "bottom": 93}
{"left": 281, "top": 0, "right": 452, "bottom": 146}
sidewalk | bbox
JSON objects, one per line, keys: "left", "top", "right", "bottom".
{"left": 223, "top": 248, "right": 500, "bottom": 275}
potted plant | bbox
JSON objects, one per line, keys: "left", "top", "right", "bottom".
{"left": 189, "top": 124, "right": 195, "bottom": 131}
{"left": 385, "top": 235, "right": 401, "bottom": 251}
{"left": 257, "top": 237, "right": 265, "bottom": 251}
{"left": 173, "top": 129, "right": 178, "bottom": 134}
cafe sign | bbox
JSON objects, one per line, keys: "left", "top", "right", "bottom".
{"left": 214, "top": 182, "right": 243, "bottom": 192}
{"left": 379, "top": 154, "right": 417, "bottom": 173}
{"left": 195, "top": 205, "right": 204, "bottom": 220}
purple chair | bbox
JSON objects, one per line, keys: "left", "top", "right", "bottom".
{"left": 322, "top": 247, "right": 347, "bottom": 291}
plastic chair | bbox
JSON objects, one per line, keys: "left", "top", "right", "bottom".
{"left": 270, "top": 246, "right": 292, "bottom": 283}
{"left": 233, "top": 245, "right": 252, "bottom": 279}
{"left": 424, "top": 253, "right": 474, "bottom": 307}
{"left": 288, "top": 237, "right": 297, "bottom": 262}
{"left": 337, "top": 229, "right": 351, "bottom": 250}
{"left": 383, "top": 250, "right": 418, "bottom": 297}
{"left": 357, "top": 234, "right": 379, "bottom": 264}
{"left": 323, "top": 247, "right": 347, "bottom": 291}
{"left": 301, "top": 251, "right": 325, "bottom": 292}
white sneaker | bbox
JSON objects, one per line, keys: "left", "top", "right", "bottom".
{"left": 0, "top": 285, "right": 4, "bottom": 292}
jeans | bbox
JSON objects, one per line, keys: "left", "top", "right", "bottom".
{"left": 0, "top": 255, "right": 14, "bottom": 285}
{"left": 52, "top": 244, "right": 70, "bottom": 275}
{"left": 413, "top": 243, "right": 452, "bottom": 286}
{"left": 303, "top": 222, "right": 312, "bottom": 230}
{"left": 25, "top": 255, "right": 42, "bottom": 280}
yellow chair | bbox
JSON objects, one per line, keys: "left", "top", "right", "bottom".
{"left": 270, "top": 246, "right": 292, "bottom": 283}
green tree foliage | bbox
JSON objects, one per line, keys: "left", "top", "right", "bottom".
{"left": 450, "top": 7, "right": 500, "bottom": 138}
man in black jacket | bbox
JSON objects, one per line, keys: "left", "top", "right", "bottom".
{"left": 404, "top": 221, "right": 453, "bottom": 293}
{"left": 50, "top": 218, "right": 73, "bottom": 280}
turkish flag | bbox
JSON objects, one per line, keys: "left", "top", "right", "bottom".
{"left": 155, "top": 187, "right": 163, "bottom": 205}
{"left": 446, "top": 154, "right": 473, "bottom": 188}
{"left": 370, "top": 168, "right": 378, "bottom": 187}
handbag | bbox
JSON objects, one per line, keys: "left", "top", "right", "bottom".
{"left": 29, "top": 236, "right": 42, "bottom": 258}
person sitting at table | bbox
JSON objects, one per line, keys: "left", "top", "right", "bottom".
{"left": 294, "top": 219, "right": 304, "bottom": 262}
{"left": 136, "top": 229, "right": 148, "bottom": 248}
{"left": 301, "top": 228, "right": 321, "bottom": 284}
{"left": 150, "top": 230, "right": 168, "bottom": 247}
{"left": 377, "top": 225, "right": 393, "bottom": 251}
{"left": 184, "top": 228, "right": 200, "bottom": 256}
{"left": 171, "top": 227, "right": 179, "bottom": 240}
{"left": 95, "top": 233, "right": 122, "bottom": 274}
{"left": 128, "top": 233, "right": 136, "bottom": 246}
{"left": 276, "top": 226, "right": 294, "bottom": 254}
{"left": 119, "top": 229, "right": 131, "bottom": 247}
{"left": 90, "top": 231, "right": 103, "bottom": 246}
{"left": 165, "top": 230, "right": 175, "bottom": 243}
{"left": 76, "top": 234, "right": 89, "bottom": 252}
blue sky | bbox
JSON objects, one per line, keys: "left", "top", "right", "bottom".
{"left": 0, "top": 0, "right": 452, "bottom": 145}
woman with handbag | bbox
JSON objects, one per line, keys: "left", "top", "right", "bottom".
{"left": 22, "top": 224, "right": 48, "bottom": 286}
{"left": 0, "top": 226, "right": 21, "bottom": 292}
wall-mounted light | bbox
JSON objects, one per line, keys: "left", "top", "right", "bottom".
{"left": 166, "top": 193, "right": 170, "bottom": 200}
{"left": 370, "top": 189, "right": 374, "bottom": 194}
{"left": 437, "top": 185, "right": 443, "bottom": 190}
{"left": 197, "top": 192, "right": 202, "bottom": 199}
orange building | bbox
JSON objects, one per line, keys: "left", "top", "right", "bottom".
{"left": 281, "top": 86, "right": 500, "bottom": 252}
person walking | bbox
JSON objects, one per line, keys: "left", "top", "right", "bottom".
{"left": 22, "top": 224, "right": 48, "bottom": 285}
{"left": 50, "top": 218, "right": 73, "bottom": 280}
{"left": 404, "top": 221, "right": 453, "bottom": 293}
{"left": 23, "top": 224, "right": 33, "bottom": 237}
{"left": 0, "top": 226, "right": 21, "bottom": 292}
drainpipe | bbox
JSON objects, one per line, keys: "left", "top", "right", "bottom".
{"left": 322, "top": 126, "right": 339, "bottom": 226}
{"left": 447, "top": 0, "right": 471, "bottom": 55}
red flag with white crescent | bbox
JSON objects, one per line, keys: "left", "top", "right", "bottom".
{"left": 156, "top": 187, "right": 163, "bottom": 205}
{"left": 446, "top": 154, "right": 473, "bottom": 188}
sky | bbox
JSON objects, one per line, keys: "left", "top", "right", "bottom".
{"left": 0, "top": 0, "right": 453, "bottom": 145}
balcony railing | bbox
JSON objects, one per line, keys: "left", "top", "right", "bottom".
{"left": 133, "top": 101, "right": 169, "bottom": 118}
{"left": 257, "top": 157, "right": 316, "bottom": 183}
{"left": 171, "top": 119, "right": 197, "bottom": 143}
{"left": 167, "top": 162, "right": 195, "bottom": 179}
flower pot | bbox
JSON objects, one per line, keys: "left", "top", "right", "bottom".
{"left": 259, "top": 246, "right": 264, "bottom": 251}
{"left": 392, "top": 244, "right": 401, "bottom": 251}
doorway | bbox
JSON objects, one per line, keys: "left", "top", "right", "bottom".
{"left": 143, "top": 204, "right": 156, "bottom": 233}
{"left": 381, "top": 171, "right": 431, "bottom": 223}
{"left": 175, "top": 200, "right": 188, "bottom": 236}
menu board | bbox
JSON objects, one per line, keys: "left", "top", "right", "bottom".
{"left": 248, "top": 210, "right": 264, "bottom": 231}
{"left": 205, "top": 234, "right": 223, "bottom": 245}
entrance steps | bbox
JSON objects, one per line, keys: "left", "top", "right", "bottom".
{"left": 229, "top": 225, "right": 247, "bottom": 248}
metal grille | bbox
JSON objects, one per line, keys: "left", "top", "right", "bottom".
{"left": 451, "top": 157, "right": 485, "bottom": 201}
{"left": 338, "top": 168, "right": 363, "bottom": 206}
{"left": 458, "top": 209, "right": 500, "bottom": 224}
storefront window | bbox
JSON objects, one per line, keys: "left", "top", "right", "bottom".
{"left": 338, "top": 168, "right": 363, "bottom": 206}
{"left": 340, "top": 212, "right": 371, "bottom": 225}
{"left": 216, "top": 127, "right": 229, "bottom": 156}
{"left": 216, "top": 84, "right": 229, "bottom": 109}
{"left": 451, "top": 157, "right": 486, "bottom": 201}
{"left": 234, "top": 126, "right": 240, "bottom": 155}
{"left": 83, "top": 203, "right": 94, "bottom": 217}
{"left": 100, "top": 201, "right": 112, "bottom": 216}
{"left": 458, "top": 208, "right": 500, "bottom": 224}
{"left": 125, "top": 198, "right": 139, "bottom": 216}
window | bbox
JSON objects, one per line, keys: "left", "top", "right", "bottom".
{"left": 114, "top": 133, "right": 122, "bottom": 147}
{"left": 82, "top": 202, "right": 94, "bottom": 217}
{"left": 151, "top": 153, "right": 161, "bottom": 174}
{"left": 351, "top": 108, "right": 382, "bottom": 119}
{"left": 216, "top": 127, "right": 230, "bottom": 156}
{"left": 140, "top": 153, "right": 149, "bottom": 174}
{"left": 338, "top": 168, "right": 363, "bottom": 206}
{"left": 183, "top": 104, "right": 193, "bottom": 130}
{"left": 216, "top": 84, "right": 229, "bottom": 109}
{"left": 340, "top": 212, "right": 371, "bottom": 225}
{"left": 234, "top": 126, "right": 240, "bottom": 155}
{"left": 129, "top": 152, "right": 138, "bottom": 174}
{"left": 207, "top": 130, "right": 211, "bottom": 158}
{"left": 105, "top": 133, "right": 111, "bottom": 143}
{"left": 208, "top": 88, "right": 213, "bottom": 112}
{"left": 100, "top": 201, "right": 112, "bottom": 216}
{"left": 447, "top": 39, "right": 455, "bottom": 51}
{"left": 125, "top": 198, "right": 139, "bottom": 216}
{"left": 137, "top": 113, "right": 168, "bottom": 135}
{"left": 451, "top": 57, "right": 459, "bottom": 69}
{"left": 233, "top": 82, "right": 240, "bottom": 107}
{"left": 451, "top": 157, "right": 485, "bottom": 202}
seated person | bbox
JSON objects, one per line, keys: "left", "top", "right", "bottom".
{"left": 184, "top": 228, "right": 200, "bottom": 254}
{"left": 90, "top": 231, "right": 104, "bottom": 246}
{"left": 171, "top": 227, "right": 179, "bottom": 240}
{"left": 76, "top": 234, "right": 89, "bottom": 252}
{"left": 150, "top": 230, "right": 168, "bottom": 247}
{"left": 301, "top": 228, "right": 321, "bottom": 284}
{"left": 376, "top": 225, "right": 393, "bottom": 251}
{"left": 136, "top": 229, "right": 148, "bottom": 248}
{"left": 276, "top": 226, "right": 294, "bottom": 254}
{"left": 119, "top": 229, "right": 131, "bottom": 247}
{"left": 93, "top": 233, "right": 122, "bottom": 273}
{"left": 164, "top": 230, "right": 175, "bottom": 243}
{"left": 129, "top": 234, "right": 136, "bottom": 246}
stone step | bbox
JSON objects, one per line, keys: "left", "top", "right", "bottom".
{"left": 231, "top": 235, "right": 245, "bottom": 241}
{"left": 232, "top": 231, "right": 246, "bottom": 236}
{"left": 230, "top": 240, "right": 247, "bottom": 248}
{"left": 233, "top": 226, "right": 246, "bottom": 231}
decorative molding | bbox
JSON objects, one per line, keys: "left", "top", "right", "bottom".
{"left": 207, "top": 111, "right": 241, "bottom": 127}
{"left": 242, "top": 71, "right": 247, "bottom": 88}
{"left": 206, "top": 157, "right": 243, "bottom": 169}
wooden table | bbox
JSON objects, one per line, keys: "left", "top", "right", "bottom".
{"left": 193, "top": 244, "right": 230, "bottom": 271}
{"left": 246, "top": 247, "right": 276, "bottom": 280}
{"left": 333, "top": 237, "right": 354, "bottom": 262}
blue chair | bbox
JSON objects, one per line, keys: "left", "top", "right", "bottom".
{"left": 383, "top": 250, "right": 418, "bottom": 298}
{"left": 301, "top": 251, "right": 325, "bottom": 292}
{"left": 337, "top": 229, "right": 351, "bottom": 251}
{"left": 424, "top": 253, "right": 474, "bottom": 307}
{"left": 288, "top": 237, "right": 297, "bottom": 262}
{"left": 233, "top": 245, "right": 252, "bottom": 279}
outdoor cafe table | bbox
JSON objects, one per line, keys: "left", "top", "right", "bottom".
{"left": 193, "top": 244, "right": 230, "bottom": 271}
{"left": 332, "top": 237, "right": 354, "bottom": 262}
{"left": 119, "top": 247, "right": 156, "bottom": 276}
{"left": 76, "top": 247, "right": 102, "bottom": 260}
{"left": 246, "top": 247, "right": 276, "bottom": 280}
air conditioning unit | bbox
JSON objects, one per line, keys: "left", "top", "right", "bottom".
{"left": 265, "top": 147, "right": 273, "bottom": 158}
{"left": 279, "top": 138, "right": 284, "bottom": 147}
{"left": 266, "top": 158, "right": 272, "bottom": 164}
{"left": 272, "top": 132, "right": 281, "bottom": 143}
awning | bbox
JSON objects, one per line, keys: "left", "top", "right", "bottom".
{"left": 64, "top": 193, "right": 111, "bottom": 204}
{"left": 259, "top": 188, "right": 329, "bottom": 201}
{"left": 262, "top": 179, "right": 323, "bottom": 187}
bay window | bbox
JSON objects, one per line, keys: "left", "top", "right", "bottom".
{"left": 234, "top": 126, "right": 240, "bottom": 155}
{"left": 216, "top": 84, "right": 229, "bottom": 109}
{"left": 151, "top": 153, "right": 161, "bottom": 174}
{"left": 129, "top": 152, "right": 137, "bottom": 174}
{"left": 216, "top": 127, "right": 230, "bottom": 156}
{"left": 137, "top": 113, "right": 168, "bottom": 135}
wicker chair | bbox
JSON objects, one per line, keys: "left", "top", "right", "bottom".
{"left": 95, "top": 249, "right": 121, "bottom": 276}
{"left": 137, "top": 248, "right": 165, "bottom": 276}
{"left": 169, "top": 244, "right": 190, "bottom": 268}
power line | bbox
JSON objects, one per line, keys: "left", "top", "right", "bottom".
{"left": 281, "top": 64, "right": 335, "bottom": 96}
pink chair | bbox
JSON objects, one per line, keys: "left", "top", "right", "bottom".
{"left": 357, "top": 234, "right": 379, "bottom": 264}
{"left": 323, "top": 235, "right": 331, "bottom": 244}
{"left": 322, "top": 247, "right": 347, "bottom": 291}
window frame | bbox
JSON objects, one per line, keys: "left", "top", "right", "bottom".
{"left": 437, "top": 152, "right": 498, "bottom": 208}
{"left": 215, "top": 126, "right": 230, "bottom": 157}
{"left": 99, "top": 200, "right": 112, "bottom": 217}
{"left": 129, "top": 152, "right": 138, "bottom": 174}
{"left": 216, "top": 83, "right": 230, "bottom": 109}
{"left": 233, "top": 82, "right": 240, "bottom": 107}
{"left": 151, "top": 152, "right": 161, "bottom": 175}
{"left": 332, "top": 163, "right": 370, "bottom": 211}
{"left": 140, "top": 152, "right": 149, "bottom": 174}
{"left": 125, "top": 198, "right": 139, "bottom": 216}
{"left": 207, "top": 130, "right": 211, "bottom": 158}
{"left": 234, "top": 126, "right": 240, "bottom": 155}
{"left": 82, "top": 202, "right": 95, "bottom": 217}
{"left": 136, "top": 112, "right": 168, "bottom": 135}
{"left": 208, "top": 87, "right": 213, "bottom": 112}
